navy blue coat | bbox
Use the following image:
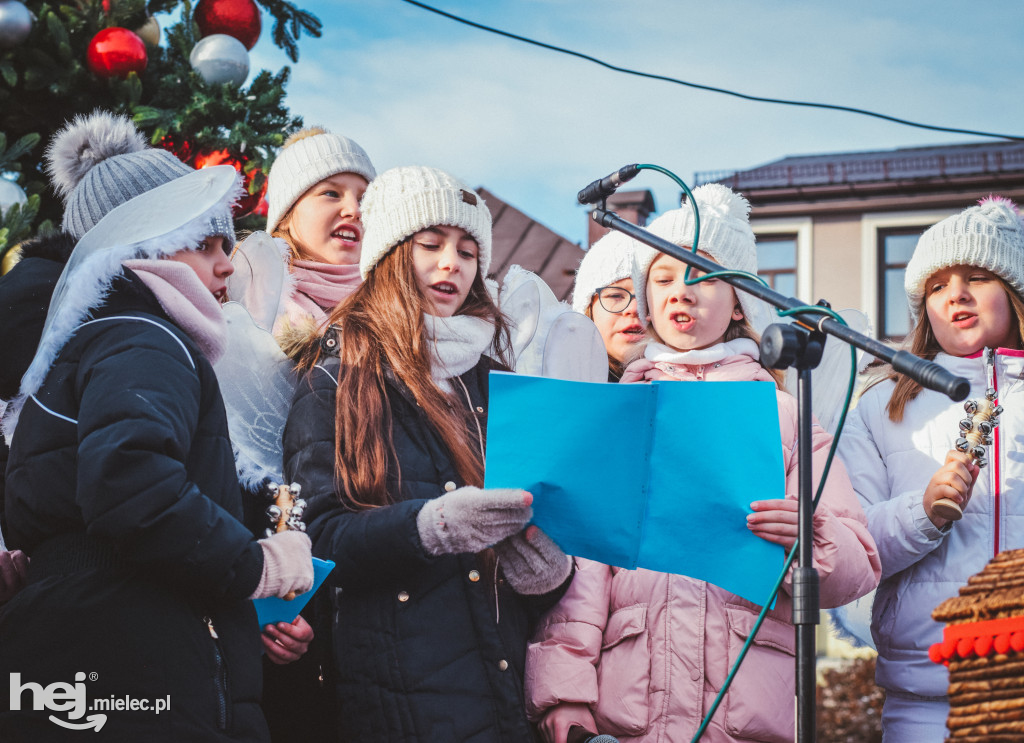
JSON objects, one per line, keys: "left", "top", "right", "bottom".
{"left": 283, "top": 347, "right": 567, "bottom": 742}
{"left": 0, "top": 273, "right": 268, "bottom": 742}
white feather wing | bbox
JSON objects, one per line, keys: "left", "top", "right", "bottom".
{"left": 214, "top": 301, "right": 297, "bottom": 488}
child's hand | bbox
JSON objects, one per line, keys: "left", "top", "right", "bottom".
{"left": 747, "top": 499, "right": 798, "bottom": 550}
{"left": 924, "top": 450, "right": 980, "bottom": 528}
{"left": 261, "top": 615, "right": 314, "bottom": 665}
{"left": 538, "top": 703, "right": 597, "bottom": 743}
{"left": 0, "top": 549, "right": 28, "bottom": 603}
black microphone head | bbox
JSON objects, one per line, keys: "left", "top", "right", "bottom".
{"left": 588, "top": 735, "right": 620, "bottom": 743}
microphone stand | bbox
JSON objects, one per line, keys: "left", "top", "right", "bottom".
{"left": 590, "top": 206, "right": 969, "bottom": 743}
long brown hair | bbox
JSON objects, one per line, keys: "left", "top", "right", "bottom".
{"left": 295, "top": 238, "right": 513, "bottom": 509}
{"left": 880, "top": 277, "right": 1024, "bottom": 422}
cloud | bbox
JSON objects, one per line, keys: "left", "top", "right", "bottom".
{"left": 252, "top": 0, "right": 1024, "bottom": 241}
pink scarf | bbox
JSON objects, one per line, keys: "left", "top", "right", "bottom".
{"left": 122, "top": 259, "right": 227, "bottom": 363}
{"left": 290, "top": 259, "right": 362, "bottom": 317}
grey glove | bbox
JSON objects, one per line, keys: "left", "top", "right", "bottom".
{"left": 417, "top": 486, "right": 533, "bottom": 556}
{"left": 249, "top": 531, "right": 314, "bottom": 600}
{"left": 494, "top": 525, "right": 572, "bottom": 595}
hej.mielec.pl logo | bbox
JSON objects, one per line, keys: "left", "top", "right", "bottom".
{"left": 9, "top": 672, "right": 171, "bottom": 732}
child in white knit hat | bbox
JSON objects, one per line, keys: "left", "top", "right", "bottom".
{"left": 571, "top": 230, "right": 644, "bottom": 381}
{"left": 260, "top": 126, "right": 376, "bottom": 351}
{"left": 0, "top": 166, "right": 313, "bottom": 740}
{"left": 282, "top": 165, "right": 573, "bottom": 742}
{"left": 838, "top": 195, "right": 1024, "bottom": 740}
{"left": 526, "top": 183, "right": 879, "bottom": 743}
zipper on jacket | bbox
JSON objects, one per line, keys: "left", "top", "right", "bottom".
{"left": 204, "top": 615, "right": 229, "bottom": 731}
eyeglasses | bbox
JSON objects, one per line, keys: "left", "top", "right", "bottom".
{"left": 595, "top": 286, "right": 636, "bottom": 314}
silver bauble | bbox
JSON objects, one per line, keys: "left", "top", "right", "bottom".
{"left": 0, "top": 178, "right": 26, "bottom": 214}
{"left": 0, "top": 1, "right": 33, "bottom": 49}
{"left": 189, "top": 33, "right": 249, "bottom": 87}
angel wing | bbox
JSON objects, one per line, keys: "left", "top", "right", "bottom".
{"left": 541, "top": 313, "right": 608, "bottom": 383}
{"left": 214, "top": 301, "right": 297, "bottom": 489}
{"left": 226, "top": 231, "right": 291, "bottom": 332}
{"left": 828, "top": 592, "right": 876, "bottom": 650}
{"left": 783, "top": 308, "right": 872, "bottom": 435}
{"left": 499, "top": 272, "right": 541, "bottom": 360}
{"left": 498, "top": 265, "right": 606, "bottom": 382}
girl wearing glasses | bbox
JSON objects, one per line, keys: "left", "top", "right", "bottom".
{"left": 525, "top": 184, "right": 878, "bottom": 743}
{"left": 572, "top": 230, "right": 644, "bottom": 381}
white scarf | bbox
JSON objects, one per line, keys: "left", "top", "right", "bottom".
{"left": 423, "top": 314, "right": 495, "bottom": 392}
{"left": 644, "top": 337, "right": 760, "bottom": 366}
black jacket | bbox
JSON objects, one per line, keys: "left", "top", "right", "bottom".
{"left": 283, "top": 347, "right": 567, "bottom": 742}
{"left": 0, "top": 232, "right": 77, "bottom": 534}
{"left": 0, "top": 272, "right": 268, "bottom": 742}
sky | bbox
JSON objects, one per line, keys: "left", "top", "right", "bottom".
{"left": 246, "top": 0, "right": 1024, "bottom": 247}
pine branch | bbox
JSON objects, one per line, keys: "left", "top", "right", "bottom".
{"left": 255, "top": 0, "right": 321, "bottom": 62}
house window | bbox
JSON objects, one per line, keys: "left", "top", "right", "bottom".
{"left": 758, "top": 235, "right": 797, "bottom": 298}
{"left": 878, "top": 229, "right": 920, "bottom": 339}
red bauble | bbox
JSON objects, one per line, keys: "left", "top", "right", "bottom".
{"left": 157, "top": 134, "right": 194, "bottom": 164}
{"left": 251, "top": 196, "right": 268, "bottom": 219}
{"left": 194, "top": 0, "right": 261, "bottom": 50}
{"left": 194, "top": 148, "right": 267, "bottom": 218}
{"left": 86, "top": 27, "right": 147, "bottom": 78}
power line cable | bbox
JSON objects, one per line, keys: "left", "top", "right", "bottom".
{"left": 400, "top": 0, "right": 1024, "bottom": 142}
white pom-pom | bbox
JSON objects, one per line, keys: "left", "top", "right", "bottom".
{"left": 693, "top": 182, "right": 751, "bottom": 220}
{"left": 45, "top": 110, "right": 147, "bottom": 199}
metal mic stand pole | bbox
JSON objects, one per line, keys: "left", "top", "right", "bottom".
{"left": 759, "top": 321, "right": 826, "bottom": 743}
{"left": 590, "top": 206, "right": 970, "bottom": 743}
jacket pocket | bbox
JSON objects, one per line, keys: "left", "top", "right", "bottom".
{"left": 723, "top": 606, "right": 795, "bottom": 743}
{"left": 593, "top": 604, "right": 651, "bottom": 737}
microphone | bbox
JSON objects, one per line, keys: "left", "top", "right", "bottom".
{"left": 567, "top": 725, "right": 620, "bottom": 743}
{"left": 577, "top": 164, "right": 641, "bottom": 205}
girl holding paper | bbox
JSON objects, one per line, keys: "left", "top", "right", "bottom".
{"left": 838, "top": 196, "right": 1024, "bottom": 740}
{"left": 282, "top": 166, "right": 573, "bottom": 742}
{"left": 572, "top": 229, "right": 645, "bottom": 381}
{"left": 525, "top": 184, "right": 879, "bottom": 743}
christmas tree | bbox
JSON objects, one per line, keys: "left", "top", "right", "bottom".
{"left": 0, "top": 0, "right": 322, "bottom": 266}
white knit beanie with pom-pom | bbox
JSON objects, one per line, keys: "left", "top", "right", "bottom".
{"left": 571, "top": 229, "right": 638, "bottom": 314}
{"left": 632, "top": 183, "right": 772, "bottom": 333}
{"left": 46, "top": 110, "right": 193, "bottom": 239}
{"left": 265, "top": 127, "right": 376, "bottom": 234}
{"left": 904, "top": 195, "right": 1024, "bottom": 310}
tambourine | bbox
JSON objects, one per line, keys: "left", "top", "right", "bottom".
{"left": 263, "top": 481, "right": 307, "bottom": 599}
{"left": 933, "top": 388, "right": 1002, "bottom": 522}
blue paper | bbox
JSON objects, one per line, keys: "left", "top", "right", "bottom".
{"left": 484, "top": 373, "right": 786, "bottom": 606}
{"left": 253, "top": 557, "right": 335, "bottom": 627}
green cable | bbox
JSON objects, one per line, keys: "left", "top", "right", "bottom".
{"left": 625, "top": 165, "right": 862, "bottom": 742}
{"left": 689, "top": 307, "right": 856, "bottom": 743}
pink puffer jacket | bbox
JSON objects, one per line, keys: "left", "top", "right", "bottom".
{"left": 525, "top": 344, "right": 880, "bottom": 743}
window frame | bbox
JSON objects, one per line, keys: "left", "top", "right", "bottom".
{"left": 876, "top": 227, "right": 923, "bottom": 341}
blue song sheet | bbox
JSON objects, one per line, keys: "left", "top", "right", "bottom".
{"left": 484, "top": 372, "right": 786, "bottom": 606}
{"left": 253, "top": 557, "right": 335, "bottom": 628}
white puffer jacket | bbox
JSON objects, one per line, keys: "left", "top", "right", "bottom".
{"left": 839, "top": 348, "right": 1024, "bottom": 698}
